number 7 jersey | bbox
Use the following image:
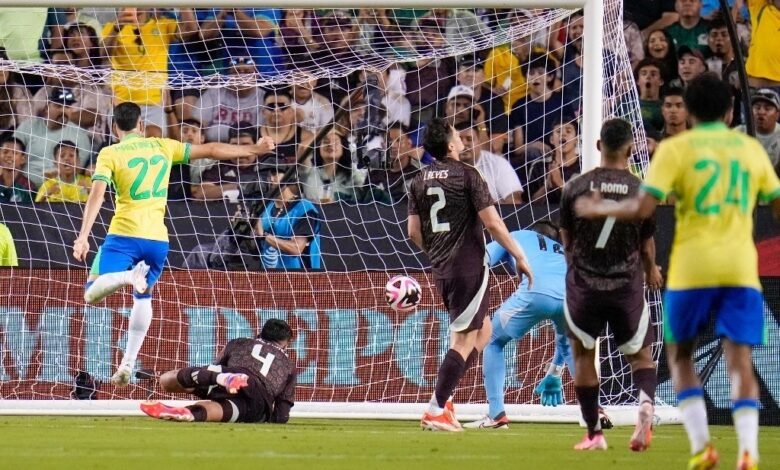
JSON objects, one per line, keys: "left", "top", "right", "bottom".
{"left": 407, "top": 158, "right": 494, "bottom": 279}
{"left": 560, "top": 167, "right": 655, "bottom": 291}
{"left": 642, "top": 122, "right": 780, "bottom": 290}
{"left": 92, "top": 134, "right": 190, "bottom": 242}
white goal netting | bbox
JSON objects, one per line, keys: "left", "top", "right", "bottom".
{"left": 0, "top": 2, "right": 670, "bottom": 420}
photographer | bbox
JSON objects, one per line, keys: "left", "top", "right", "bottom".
{"left": 186, "top": 165, "right": 320, "bottom": 270}
{"left": 254, "top": 168, "right": 321, "bottom": 270}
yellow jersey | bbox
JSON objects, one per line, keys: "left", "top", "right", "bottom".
{"left": 0, "top": 223, "right": 18, "bottom": 267}
{"left": 92, "top": 134, "right": 190, "bottom": 242}
{"left": 102, "top": 18, "right": 178, "bottom": 105}
{"left": 35, "top": 175, "right": 91, "bottom": 203}
{"left": 643, "top": 122, "right": 780, "bottom": 289}
{"left": 484, "top": 44, "right": 527, "bottom": 112}
{"left": 746, "top": 0, "right": 780, "bottom": 82}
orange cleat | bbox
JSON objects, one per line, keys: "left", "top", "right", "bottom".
{"left": 140, "top": 401, "right": 194, "bottom": 422}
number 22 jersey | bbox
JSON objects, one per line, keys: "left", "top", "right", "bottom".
{"left": 92, "top": 133, "right": 190, "bottom": 242}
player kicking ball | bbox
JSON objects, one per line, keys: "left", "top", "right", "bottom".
{"left": 73, "top": 102, "right": 275, "bottom": 387}
{"left": 576, "top": 74, "right": 780, "bottom": 469}
{"left": 464, "top": 221, "right": 573, "bottom": 430}
{"left": 141, "top": 319, "right": 297, "bottom": 424}
{"left": 560, "top": 118, "right": 663, "bottom": 452}
{"left": 407, "top": 118, "right": 533, "bottom": 431}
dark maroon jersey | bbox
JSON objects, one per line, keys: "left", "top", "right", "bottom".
{"left": 215, "top": 337, "right": 296, "bottom": 412}
{"left": 560, "top": 167, "right": 655, "bottom": 291}
{"left": 407, "top": 158, "right": 494, "bottom": 279}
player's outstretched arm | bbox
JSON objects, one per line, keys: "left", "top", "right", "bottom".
{"left": 73, "top": 180, "right": 108, "bottom": 262}
{"left": 575, "top": 191, "right": 659, "bottom": 221}
{"left": 478, "top": 205, "right": 533, "bottom": 288}
{"left": 189, "top": 136, "right": 275, "bottom": 162}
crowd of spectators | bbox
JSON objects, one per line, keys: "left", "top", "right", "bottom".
{"left": 0, "top": 1, "right": 777, "bottom": 215}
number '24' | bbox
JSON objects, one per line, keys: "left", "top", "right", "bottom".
{"left": 694, "top": 159, "right": 750, "bottom": 215}
{"left": 128, "top": 155, "right": 169, "bottom": 200}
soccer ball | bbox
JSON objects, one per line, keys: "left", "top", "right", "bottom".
{"left": 385, "top": 275, "right": 422, "bottom": 312}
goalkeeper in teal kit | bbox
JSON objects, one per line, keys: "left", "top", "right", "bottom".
{"left": 464, "top": 221, "right": 573, "bottom": 429}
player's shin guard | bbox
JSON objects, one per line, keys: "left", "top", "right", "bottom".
{"left": 432, "top": 349, "right": 466, "bottom": 410}
{"left": 575, "top": 385, "right": 601, "bottom": 438}
{"left": 732, "top": 398, "right": 759, "bottom": 463}
{"left": 176, "top": 367, "right": 220, "bottom": 388}
{"left": 120, "top": 296, "right": 152, "bottom": 369}
{"left": 632, "top": 367, "right": 657, "bottom": 405}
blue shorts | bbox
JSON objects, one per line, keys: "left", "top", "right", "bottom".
{"left": 663, "top": 287, "right": 765, "bottom": 346}
{"left": 90, "top": 235, "right": 168, "bottom": 294}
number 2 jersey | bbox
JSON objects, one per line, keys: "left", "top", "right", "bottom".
{"left": 407, "top": 158, "right": 494, "bottom": 279}
{"left": 92, "top": 134, "right": 190, "bottom": 242}
{"left": 643, "top": 122, "right": 780, "bottom": 289}
{"left": 214, "top": 337, "right": 297, "bottom": 420}
{"left": 560, "top": 167, "right": 655, "bottom": 291}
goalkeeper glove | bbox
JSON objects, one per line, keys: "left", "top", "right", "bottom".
{"left": 533, "top": 374, "right": 563, "bottom": 407}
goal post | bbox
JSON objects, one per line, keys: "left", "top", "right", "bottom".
{"left": 0, "top": 0, "right": 676, "bottom": 423}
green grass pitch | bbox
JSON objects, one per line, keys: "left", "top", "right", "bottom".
{"left": 0, "top": 417, "right": 777, "bottom": 469}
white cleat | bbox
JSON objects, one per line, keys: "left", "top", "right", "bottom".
{"left": 129, "top": 261, "right": 150, "bottom": 294}
{"left": 110, "top": 365, "right": 133, "bottom": 387}
{"left": 462, "top": 414, "right": 510, "bottom": 429}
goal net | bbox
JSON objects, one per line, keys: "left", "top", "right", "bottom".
{"left": 0, "top": 1, "right": 674, "bottom": 423}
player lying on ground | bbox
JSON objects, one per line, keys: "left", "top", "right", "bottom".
{"left": 72, "top": 102, "right": 275, "bottom": 387}
{"left": 560, "top": 118, "right": 663, "bottom": 452}
{"left": 576, "top": 73, "right": 780, "bottom": 469}
{"left": 464, "top": 221, "right": 573, "bottom": 430}
{"left": 407, "top": 117, "right": 533, "bottom": 432}
{"left": 141, "top": 318, "right": 296, "bottom": 423}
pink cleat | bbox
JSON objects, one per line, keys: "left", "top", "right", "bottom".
{"left": 140, "top": 401, "right": 194, "bottom": 422}
{"left": 629, "top": 402, "right": 654, "bottom": 452}
{"left": 220, "top": 373, "right": 249, "bottom": 394}
{"left": 574, "top": 432, "right": 608, "bottom": 450}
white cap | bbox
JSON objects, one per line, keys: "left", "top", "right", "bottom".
{"left": 447, "top": 85, "right": 474, "bottom": 101}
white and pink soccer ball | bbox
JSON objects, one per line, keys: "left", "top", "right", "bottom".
{"left": 385, "top": 275, "right": 422, "bottom": 312}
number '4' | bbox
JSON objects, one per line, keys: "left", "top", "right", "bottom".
{"left": 251, "top": 344, "right": 276, "bottom": 377}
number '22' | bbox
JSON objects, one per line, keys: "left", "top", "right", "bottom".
{"left": 128, "top": 155, "right": 169, "bottom": 200}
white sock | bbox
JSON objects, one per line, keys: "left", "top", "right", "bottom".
{"left": 427, "top": 393, "right": 444, "bottom": 415}
{"left": 679, "top": 395, "right": 710, "bottom": 454}
{"left": 84, "top": 271, "right": 132, "bottom": 303}
{"left": 733, "top": 401, "right": 759, "bottom": 461}
{"left": 120, "top": 297, "right": 153, "bottom": 369}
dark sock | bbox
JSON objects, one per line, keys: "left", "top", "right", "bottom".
{"left": 434, "top": 349, "right": 466, "bottom": 408}
{"left": 575, "top": 385, "right": 601, "bottom": 438}
{"left": 186, "top": 405, "right": 207, "bottom": 422}
{"left": 632, "top": 367, "right": 657, "bottom": 405}
{"left": 176, "top": 367, "right": 219, "bottom": 388}
{"left": 463, "top": 349, "right": 479, "bottom": 375}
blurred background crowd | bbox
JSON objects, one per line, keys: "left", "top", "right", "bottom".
{"left": 0, "top": 1, "right": 778, "bottom": 269}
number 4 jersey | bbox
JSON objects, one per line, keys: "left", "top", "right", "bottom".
{"left": 92, "top": 134, "right": 190, "bottom": 242}
{"left": 643, "top": 122, "right": 780, "bottom": 290}
{"left": 560, "top": 167, "right": 655, "bottom": 291}
{"left": 407, "top": 158, "right": 494, "bottom": 279}
{"left": 214, "top": 337, "right": 297, "bottom": 409}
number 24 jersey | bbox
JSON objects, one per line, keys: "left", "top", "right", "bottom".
{"left": 643, "top": 122, "right": 780, "bottom": 289}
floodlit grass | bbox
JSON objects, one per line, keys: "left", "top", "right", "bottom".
{"left": 0, "top": 417, "right": 777, "bottom": 469}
